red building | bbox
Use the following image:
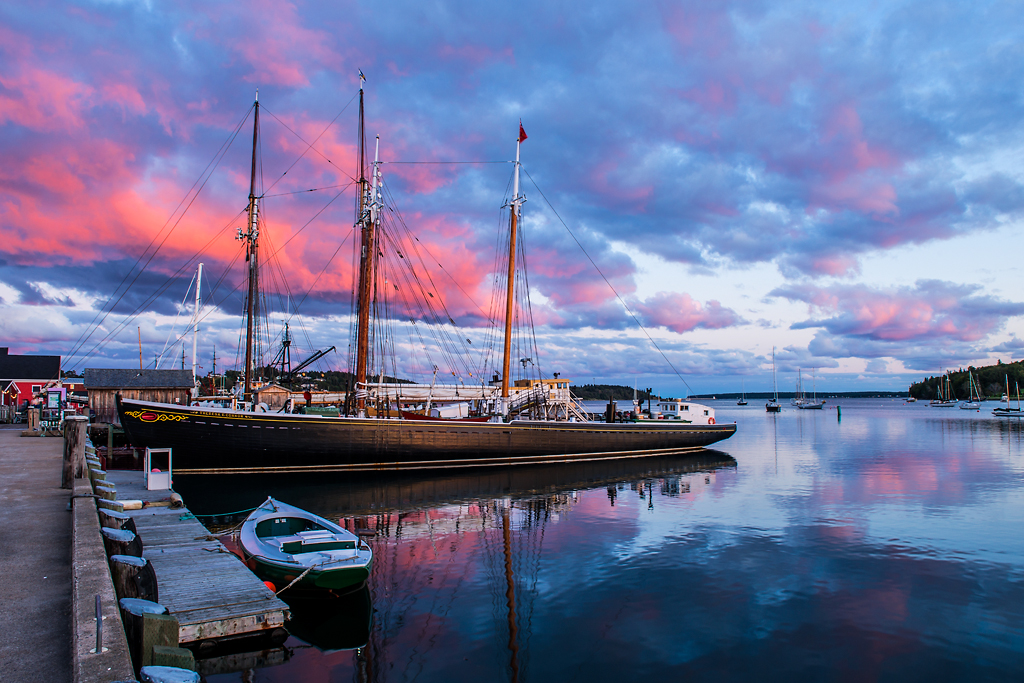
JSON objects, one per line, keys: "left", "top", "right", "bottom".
{"left": 0, "top": 348, "right": 61, "bottom": 408}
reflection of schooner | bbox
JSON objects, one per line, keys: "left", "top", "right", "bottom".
{"left": 179, "top": 451, "right": 736, "bottom": 682}
{"left": 119, "top": 78, "right": 735, "bottom": 474}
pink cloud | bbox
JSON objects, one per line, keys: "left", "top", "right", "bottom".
{"left": 775, "top": 280, "right": 1024, "bottom": 343}
{"left": 0, "top": 66, "right": 94, "bottom": 131}
{"left": 633, "top": 292, "right": 742, "bottom": 333}
{"left": 188, "top": 0, "right": 342, "bottom": 87}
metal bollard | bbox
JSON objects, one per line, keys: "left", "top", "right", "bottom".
{"left": 92, "top": 594, "right": 105, "bottom": 654}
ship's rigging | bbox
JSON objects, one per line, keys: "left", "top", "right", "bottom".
{"left": 66, "top": 73, "right": 699, "bottom": 413}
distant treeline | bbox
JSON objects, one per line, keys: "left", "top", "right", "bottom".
{"left": 571, "top": 384, "right": 653, "bottom": 401}
{"left": 909, "top": 360, "right": 1024, "bottom": 400}
{"left": 692, "top": 391, "right": 907, "bottom": 399}
{"left": 571, "top": 385, "right": 911, "bottom": 401}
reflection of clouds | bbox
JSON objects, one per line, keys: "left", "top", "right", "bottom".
{"left": 204, "top": 404, "right": 1024, "bottom": 680}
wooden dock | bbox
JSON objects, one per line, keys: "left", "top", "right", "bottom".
{"left": 105, "top": 471, "right": 290, "bottom": 644}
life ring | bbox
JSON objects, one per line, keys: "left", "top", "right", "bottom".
{"left": 708, "top": 417, "right": 715, "bottom": 425}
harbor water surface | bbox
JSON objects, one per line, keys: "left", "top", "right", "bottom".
{"left": 179, "top": 399, "right": 1024, "bottom": 682}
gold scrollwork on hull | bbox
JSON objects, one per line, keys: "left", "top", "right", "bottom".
{"left": 124, "top": 410, "right": 190, "bottom": 423}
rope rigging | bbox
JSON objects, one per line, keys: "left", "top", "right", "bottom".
{"left": 64, "top": 96, "right": 361, "bottom": 376}
{"left": 521, "top": 167, "right": 694, "bottom": 394}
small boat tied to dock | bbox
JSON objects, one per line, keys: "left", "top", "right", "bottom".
{"left": 239, "top": 497, "right": 373, "bottom": 596}
{"left": 105, "top": 470, "right": 291, "bottom": 645}
{"left": 117, "top": 76, "right": 736, "bottom": 474}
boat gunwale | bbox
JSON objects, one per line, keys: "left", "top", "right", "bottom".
{"left": 240, "top": 498, "right": 370, "bottom": 571}
{"left": 119, "top": 397, "right": 734, "bottom": 433}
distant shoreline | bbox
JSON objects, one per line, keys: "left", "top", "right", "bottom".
{"left": 686, "top": 392, "right": 910, "bottom": 399}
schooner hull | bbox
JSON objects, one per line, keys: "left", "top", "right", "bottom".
{"left": 118, "top": 397, "right": 736, "bottom": 475}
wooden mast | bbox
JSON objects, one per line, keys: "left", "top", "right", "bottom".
{"left": 241, "top": 93, "right": 261, "bottom": 405}
{"left": 501, "top": 124, "right": 526, "bottom": 405}
{"left": 354, "top": 72, "right": 375, "bottom": 415}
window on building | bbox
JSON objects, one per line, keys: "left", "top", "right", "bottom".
{"left": 31, "top": 385, "right": 41, "bottom": 393}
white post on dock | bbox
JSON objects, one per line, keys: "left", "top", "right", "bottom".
{"left": 144, "top": 448, "right": 173, "bottom": 491}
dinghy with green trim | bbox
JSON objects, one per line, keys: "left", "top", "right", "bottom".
{"left": 239, "top": 497, "right": 372, "bottom": 594}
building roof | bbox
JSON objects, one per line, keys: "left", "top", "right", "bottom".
{"left": 84, "top": 368, "right": 195, "bottom": 389}
{"left": 0, "top": 348, "right": 61, "bottom": 381}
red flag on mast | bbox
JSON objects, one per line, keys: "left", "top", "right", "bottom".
{"left": 518, "top": 121, "right": 528, "bottom": 143}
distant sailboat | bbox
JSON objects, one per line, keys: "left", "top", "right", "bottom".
{"left": 766, "top": 349, "right": 781, "bottom": 413}
{"left": 797, "top": 368, "right": 825, "bottom": 410}
{"left": 992, "top": 375, "right": 1022, "bottom": 417}
{"left": 930, "top": 373, "right": 957, "bottom": 407}
{"left": 737, "top": 380, "right": 747, "bottom": 406}
{"left": 791, "top": 369, "right": 805, "bottom": 407}
{"left": 959, "top": 372, "right": 980, "bottom": 410}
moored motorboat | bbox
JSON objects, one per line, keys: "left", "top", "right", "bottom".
{"left": 239, "top": 497, "right": 372, "bottom": 594}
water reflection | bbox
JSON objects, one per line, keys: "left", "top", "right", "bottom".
{"left": 197, "top": 453, "right": 736, "bottom": 682}
{"left": 286, "top": 587, "right": 372, "bottom": 653}
{"left": 197, "top": 400, "right": 1024, "bottom": 682}
{"left": 176, "top": 450, "right": 737, "bottom": 519}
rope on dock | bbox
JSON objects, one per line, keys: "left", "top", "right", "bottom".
{"left": 191, "top": 505, "right": 260, "bottom": 518}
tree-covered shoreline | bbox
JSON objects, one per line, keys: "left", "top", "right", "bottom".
{"left": 909, "top": 360, "right": 1024, "bottom": 400}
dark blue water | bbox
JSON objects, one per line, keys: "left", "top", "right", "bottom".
{"left": 190, "top": 399, "right": 1024, "bottom": 681}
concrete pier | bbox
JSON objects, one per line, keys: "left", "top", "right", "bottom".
{"left": 0, "top": 425, "right": 72, "bottom": 683}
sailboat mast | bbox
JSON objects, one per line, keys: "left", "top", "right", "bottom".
{"left": 242, "top": 94, "right": 261, "bottom": 404}
{"left": 501, "top": 124, "right": 526, "bottom": 400}
{"left": 191, "top": 262, "right": 203, "bottom": 397}
{"left": 772, "top": 347, "right": 778, "bottom": 399}
{"left": 354, "top": 72, "right": 376, "bottom": 414}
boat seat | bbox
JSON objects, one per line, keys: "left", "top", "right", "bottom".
{"left": 278, "top": 532, "right": 356, "bottom": 554}
{"left": 296, "top": 529, "right": 334, "bottom": 540}
{"left": 256, "top": 516, "right": 317, "bottom": 538}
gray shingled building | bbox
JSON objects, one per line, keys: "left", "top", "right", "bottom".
{"left": 84, "top": 369, "right": 194, "bottom": 424}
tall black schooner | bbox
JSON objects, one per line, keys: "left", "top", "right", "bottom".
{"left": 118, "top": 75, "right": 736, "bottom": 474}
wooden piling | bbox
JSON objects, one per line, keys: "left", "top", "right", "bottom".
{"left": 110, "top": 555, "right": 158, "bottom": 603}
{"left": 62, "top": 416, "right": 88, "bottom": 489}
{"left": 100, "top": 509, "right": 138, "bottom": 534}
{"left": 102, "top": 528, "right": 143, "bottom": 557}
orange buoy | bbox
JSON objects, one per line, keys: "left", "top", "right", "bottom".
{"left": 708, "top": 417, "right": 715, "bottom": 424}
{"left": 263, "top": 580, "right": 276, "bottom": 592}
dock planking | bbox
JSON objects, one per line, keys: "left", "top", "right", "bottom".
{"left": 105, "top": 470, "right": 290, "bottom": 644}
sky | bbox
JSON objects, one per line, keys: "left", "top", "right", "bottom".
{"left": 2, "top": 0, "right": 1024, "bottom": 396}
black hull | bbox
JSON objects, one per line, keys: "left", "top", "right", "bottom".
{"left": 117, "top": 397, "right": 736, "bottom": 474}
